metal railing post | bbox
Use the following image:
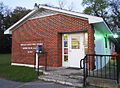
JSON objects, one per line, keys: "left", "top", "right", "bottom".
{"left": 34, "top": 52, "right": 36, "bottom": 69}
{"left": 117, "top": 55, "right": 120, "bottom": 84}
{"left": 45, "top": 53, "right": 47, "bottom": 71}
{"left": 37, "top": 54, "right": 40, "bottom": 76}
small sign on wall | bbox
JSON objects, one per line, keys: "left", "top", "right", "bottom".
{"left": 20, "top": 42, "right": 43, "bottom": 54}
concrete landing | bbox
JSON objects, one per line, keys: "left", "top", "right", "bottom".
{"left": 87, "top": 77, "right": 120, "bottom": 88}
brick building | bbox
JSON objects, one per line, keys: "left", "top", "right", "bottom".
{"left": 4, "top": 5, "right": 115, "bottom": 68}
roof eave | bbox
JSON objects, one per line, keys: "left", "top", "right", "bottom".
{"left": 88, "top": 17, "right": 103, "bottom": 24}
{"left": 4, "top": 29, "right": 12, "bottom": 34}
{"left": 103, "top": 21, "right": 113, "bottom": 34}
{"left": 39, "top": 5, "right": 104, "bottom": 24}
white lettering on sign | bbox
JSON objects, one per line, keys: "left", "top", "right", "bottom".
{"left": 22, "top": 47, "right": 33, "bottom": 50}
{"left": 20, "top": 43, "right": 43, "bottom": 47}
{"left": 28, "top": 51, "right": 33, "bottom": 53}
{"left": 20, "top": 43, "right": 43, "bottom": 54}
{"left": 22, "top": 47, "right": 28, "bottom": 50}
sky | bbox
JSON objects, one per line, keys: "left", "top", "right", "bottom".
{"left": 0, "top": 0, "right": 84, "bottom": 12}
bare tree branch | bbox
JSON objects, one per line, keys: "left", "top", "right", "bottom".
{"left": 68, "top": 2, "right": 74, "bottom": 11}
{"left": 58, "top": 0, "right": 66, "bottom": 9}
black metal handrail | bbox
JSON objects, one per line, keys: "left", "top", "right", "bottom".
{"left": 80, "top": 55, "right": 88, "bottom": 86}
{"left": 80, "top": 54, "right": 120, "bottom": 87}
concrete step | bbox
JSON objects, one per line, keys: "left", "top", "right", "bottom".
{"left": 69, "top": 75, "right": 84, "bottom": 80}
{"left": 38, "top": 67, "right": 120, "bottom": 88}
{"left": 38, "top": 74, "right": 83, "bottom": 87}
{"left": 87, "top": 77, "right": 119, "bottom": 88}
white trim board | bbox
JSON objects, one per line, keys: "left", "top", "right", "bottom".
{"left": 11, "top": 63, "right": 43, "bottom": 68}
{"left": 29, "top": 13, "right": 59, "bottom": 20}
{"left": 39, "top": 5, "right": 103, "bottom": 23}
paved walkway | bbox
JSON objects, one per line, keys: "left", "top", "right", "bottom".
{"left": 0, "top": 79, "right": 74, "bottom": 88}
{"left": 0, "top": 79, "right": 22, "bottom": 88}
{"left": 17, "top": 81, "right": 74, "bottom": 88}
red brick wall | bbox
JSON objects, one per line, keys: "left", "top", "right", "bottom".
{"left": 12, "top": 14, "right": 94, "bottom": 67}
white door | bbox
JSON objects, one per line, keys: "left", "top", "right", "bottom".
{"left": 69, "top": 33, "right": 85, "bottom": 68}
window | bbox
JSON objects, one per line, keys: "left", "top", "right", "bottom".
{"left": 71, "top": 37, "right": 80, "bottom": 49}
{"left": 109, "top": 40, "right": 111, "bottom": 49}
{"left": 64, "top": 34, "right": 68, "bottom": 47}
{"left": 63, "top": 34, "right": 68, "bottom": 61}
{"left": 64, "top": 55, "right": 68, "bottom": 61}
{"left": 104, "top": 37, "right": 107, "bottom": 48}
{"left": 64, "top": 41, "right": 68, "bottom": 47}
{"left": 84, "top": 33, "right": 88, "bottom": 54}
{"left": 64, "top": 48, "right": 68, "bottom": 54}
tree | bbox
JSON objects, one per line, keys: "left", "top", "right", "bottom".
{"left": 0, "top": 2, "right": 9, "bottom": 33}
{"left": 109, "top": 0, "right": 120, "bottom": 32}
{"left": 82, "top": 0, "right": 109, "bottom": 21}
{"left": 0, "top": 2, "right": 31, "bottom": 53}
{"left": 58, "top": 0, "right": 66, "bottom": 9}
{"left": 7, "top": 7, "right": 31, "bottom": 28}
{"left": 0, "top": 2, "right": 11, "bottom": 53}
{"left": 82, "top": 0, "right": 120, "bottom": 32}
{"left": 57, "top": 0, "right": 74, "bottom": 11}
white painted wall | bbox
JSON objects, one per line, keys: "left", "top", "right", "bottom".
{"left": 94, "top": 28, "right": 113, "bottom": 70}
{"left": 94, "top": 29, "right": 111, "bottom": 55}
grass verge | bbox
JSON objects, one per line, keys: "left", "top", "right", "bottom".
{"left": 0, "top": 54, "right": 38, "bottom": 82}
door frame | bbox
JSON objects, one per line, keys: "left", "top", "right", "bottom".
{"left": 62, "top": 33, "right": 86, "bottom": 68}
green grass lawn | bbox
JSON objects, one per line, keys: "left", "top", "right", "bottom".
{"left": 0, "top": 54, "right": 38, "bottom": 82}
